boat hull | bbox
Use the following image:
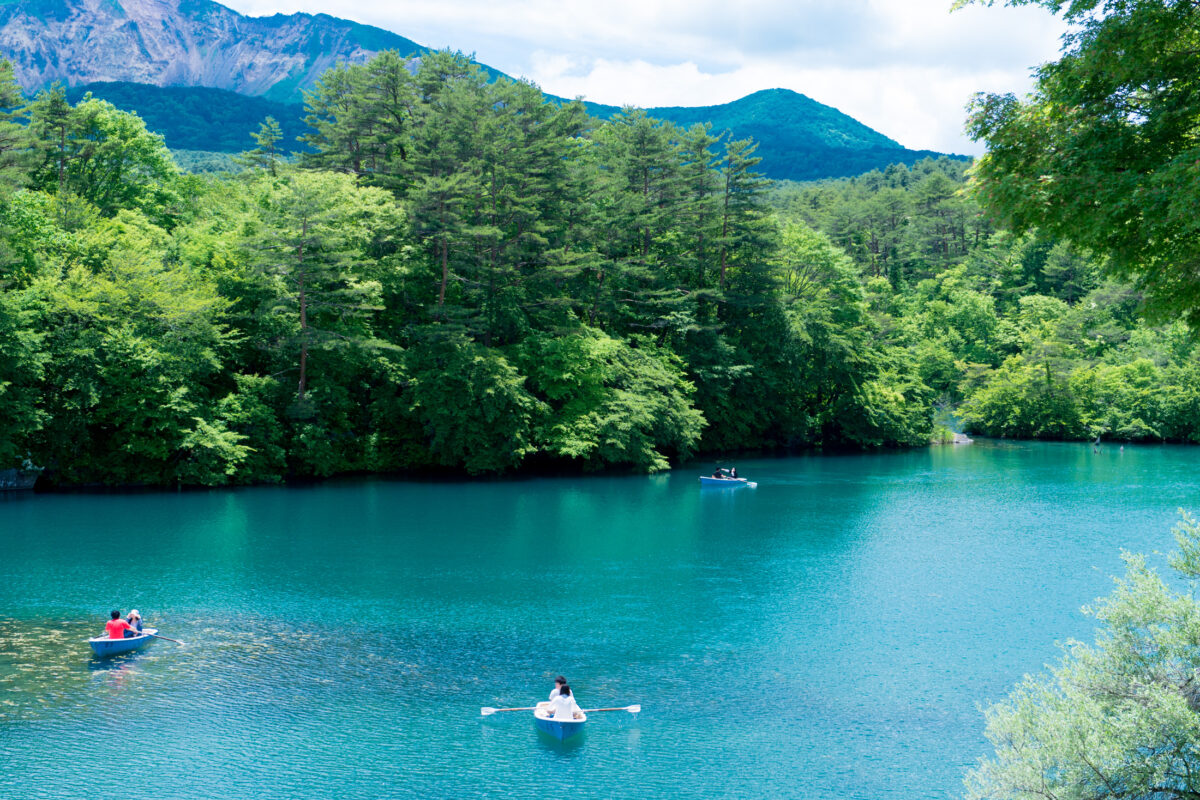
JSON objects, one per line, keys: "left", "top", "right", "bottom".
{"left": 533, "top": 710, "right": 587, "bottom": 740}
{"left": 698, "top": 476, "right": 756, "bottom": 488}
{"left": 88, "top": 628, "right": 158, "bottom": 658}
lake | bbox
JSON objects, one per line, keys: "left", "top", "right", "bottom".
{"left": 2, "top": 441, "right": 1197, "bottom": 799}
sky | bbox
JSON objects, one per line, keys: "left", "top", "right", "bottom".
{"left": 223, "top": 0, "right": 1070, "bottom": 156}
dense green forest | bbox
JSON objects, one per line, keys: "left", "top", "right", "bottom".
{"left": 774, "top": 164, "right": 1200, "bottom": 443}
{"left": 64, "top": 83, "right": 310, "bottom": 155}
{"left": 68, "top": 80, "right": 963, "bottom": 183}
{"left": 0, "top": 47, "right": 1196, "bottom": 487}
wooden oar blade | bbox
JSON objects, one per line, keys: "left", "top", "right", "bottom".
{"left": 147, "top": 633, "right": 184, "bottom": 645}
{"left": 581, "top": 704, "right": 643, "bottom": 713}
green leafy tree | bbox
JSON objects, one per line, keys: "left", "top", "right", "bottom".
{"left": 27, "top": 211, "right": 236, "bottom": 485}
{"left": 0, "top": 60, "right": 27, "bottom": 188}
{"left": 402, "top": 334, "right": 544, "bottom": 473}
{"left": 515, "top": 328, "right": 705, "bottom": 471}
{"left": 27, "top": 92, "right": 179, "bottom": 221}
{"left": 967, "top": 512, "right": 1200, "bottom": 800}
{"left": 242, "top": 170, "right": 397, "bottom": 408}
{"left": 958, "top": 0, "right": 1200, "bottom": 324}
{"left": 0, "top": 287, "right": 44, "bottom": 466}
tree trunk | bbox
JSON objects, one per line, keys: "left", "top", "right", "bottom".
{"left": 438, "top": 236, "right": 449, "bottom": 312}
{"left": 589, "top": 267, "right": 604, "bottom": 326}
{"left": 297, "top": 220, "right": 309, "bottom": 402}
{"left": 718, "top": 169, "right": 731, "bottom": 290}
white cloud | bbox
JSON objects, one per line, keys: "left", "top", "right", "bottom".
{"left": 223, "top": 0, "right": 1069, "bottom": 155}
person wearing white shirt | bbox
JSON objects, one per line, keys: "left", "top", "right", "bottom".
{"left": 537, "top": 676, "right": 567, "bottom": 713}
{"left": 546, "top": 685, "right": 583, "bottom": 720}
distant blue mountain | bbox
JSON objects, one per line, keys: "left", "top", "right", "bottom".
{"left": 8, "top": 0, "right": 967, "bottom": 180}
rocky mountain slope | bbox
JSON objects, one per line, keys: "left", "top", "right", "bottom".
{"left": 0, "top": 0, "right": 425, "bottom": 101}
{"left": 2, "top": 0, "right": 965, "bottom": 180}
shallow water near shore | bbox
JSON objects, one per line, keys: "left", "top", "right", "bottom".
{"left": 2, "top": 441, "right": 1197, "bottom": 799}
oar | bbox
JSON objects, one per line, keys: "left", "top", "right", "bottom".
{"left": 582, "top": 705, "right": 642, "bottom": 713}
{"left": 480, "top": 706, "right": 537, "bottom": 716}
{"left": 142, "top": 632, "right": 185, "bottom": 645}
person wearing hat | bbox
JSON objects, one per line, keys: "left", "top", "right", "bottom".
{"left": 125, "top": 609, "right": 144, "bottom": 636}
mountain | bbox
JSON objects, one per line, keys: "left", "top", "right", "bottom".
{"left": 583, "top": 89, "right": 960, "bottom": 181}
{"left": 0, "top": 0, "right": 967, "bottom": 180}
{"left": 0, "top": 0, "right": 427, "bottom": 102}
{"left": 65, "top": 81, "right": 310, "bottom": 154}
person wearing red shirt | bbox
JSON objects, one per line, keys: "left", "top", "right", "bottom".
{"left": 104, "top": 610, "right": 137, "bottom": 639}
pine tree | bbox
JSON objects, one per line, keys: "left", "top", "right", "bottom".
{"left": 237, "top": 116, "right": 284, "bottom": 176}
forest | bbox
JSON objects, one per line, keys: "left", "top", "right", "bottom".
{"left": 0, "top": 48, "right": 1196, "bottom": 487}
{"left": 64, "top": 80, "right": 959, "bottom": 182}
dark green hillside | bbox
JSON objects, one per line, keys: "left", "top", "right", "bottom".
{"left": 585, "top": 89, "right": 968, "bottom": 181}
{"left": 589, "top": 89, "right": 901, "bottom": 149}
{"left": 65, "top": 82, "right": 307, "bottom": 154}
{"left": 70, "top": 81, "right": 965, "bottom": 181}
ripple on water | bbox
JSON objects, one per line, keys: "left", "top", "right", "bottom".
{"left": 4, "top": 447, "right": 1200, "bottom": 799}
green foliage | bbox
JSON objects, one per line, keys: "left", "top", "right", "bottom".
{"left": 515, "top": 329, "right": 705, "bottom": 471}
{"left": 960, "top": 0, "right": 1200, "bottom": 326}
{"left": 24, "top": 208, "right": 234, "bottom": 485}
{"left": 0, "top": 286, "right": 43, "bottom": 465}
{"left": 240, "top": 169, "right": 397, "bottom": 404}
{"left": 966, "top": 513, "right": 1200, "bottom": 800}
{"left": 403, "top": 335, "right": 543, "bottom": 474}
{"left": 65, "top": 81, "right": 966, "bottom": 183}
{"left": 214, "top": 374, "right": 288, "bottom": 484}
{"left": 236, "top": 116, "right": 284, "bottom": 176}
{"left": 170, "top": 149, "right": 243, "bottom": 174}
{"left": 27, "top": 89, "right": 180, "bottom": 222}
{"left": 65, "top": 82, "right": 309, "bottom": 155}
{"left": 772, "top": 155, "right": 1200, "bottom": 446}
{"left": 0, "top": 51, "right": 1097, "bottom": 485}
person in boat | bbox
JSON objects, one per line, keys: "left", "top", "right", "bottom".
{"left": 125, "top": 609, "right": 143, "bottom": 635}
{"left": 712, "top": 467, "right": 731, "bottom": 479}
{"left": 104, "top": 610, "right": 138, "bottom": 640}
{"left": 546, "top": 684, "right": 584, "bottom": 720}
{"left": 730, "top": 467, "right": 738, "bottom": 479}
{"left": 537, "top": 676, "right": 568, "bottom": 713}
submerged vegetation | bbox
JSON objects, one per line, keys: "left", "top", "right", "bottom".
{"left": 0, "top": 36, "right": 1197, "bottom": 487}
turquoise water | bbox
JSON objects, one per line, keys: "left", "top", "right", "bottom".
{"left": 2, "top": 441, "right": 1198, "bottom": 799}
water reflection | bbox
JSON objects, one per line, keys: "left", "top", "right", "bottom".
{"left": 534, "top": 729, "right": 587, "bottom": 756}
{"left": 88, "top": 654, "right": 144, "bottom": 672}
{"left": 5, "top": 446, "right": 1200, "bottom": 800}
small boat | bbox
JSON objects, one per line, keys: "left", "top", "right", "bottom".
{"left": 88, "top": 628, "right": 158, "bottom": 658}
{"left": 699, "top": 475, "right": 757, "bottom": 488}
{"left": 534, "top": 707, "right": 587, "bottom": 740}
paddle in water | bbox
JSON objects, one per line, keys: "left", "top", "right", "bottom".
{"left": 482, "top": 704, "right": 640, "bottom": 715}
{"left": 141, "top": 631, "right": 185, "bottom": 645}
{"left": 582, "top": 705, "right": 641, "bottom": 713}
{"left": 480, "top": 706, "right": 537, "bottom": 716}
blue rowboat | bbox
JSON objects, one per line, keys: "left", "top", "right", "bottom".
{"left": 699, "top": 476, "right": 757, "bottom": 488}
{"left": 88, "top": 628, "right": 158, "bottom": 658}
{"left": 534, "top": 708, "right": 587, "bottom": 740}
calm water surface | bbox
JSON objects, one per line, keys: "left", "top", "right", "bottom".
{"left": 2, "top": 441, "right": 1198, "bottom": 799}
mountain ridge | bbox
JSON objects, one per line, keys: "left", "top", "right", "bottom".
{"left": 0, "top": 0, "right": 427, "bottom": 101}
{"left": 4, "top": 0, "right": 968, "bottom": 180}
